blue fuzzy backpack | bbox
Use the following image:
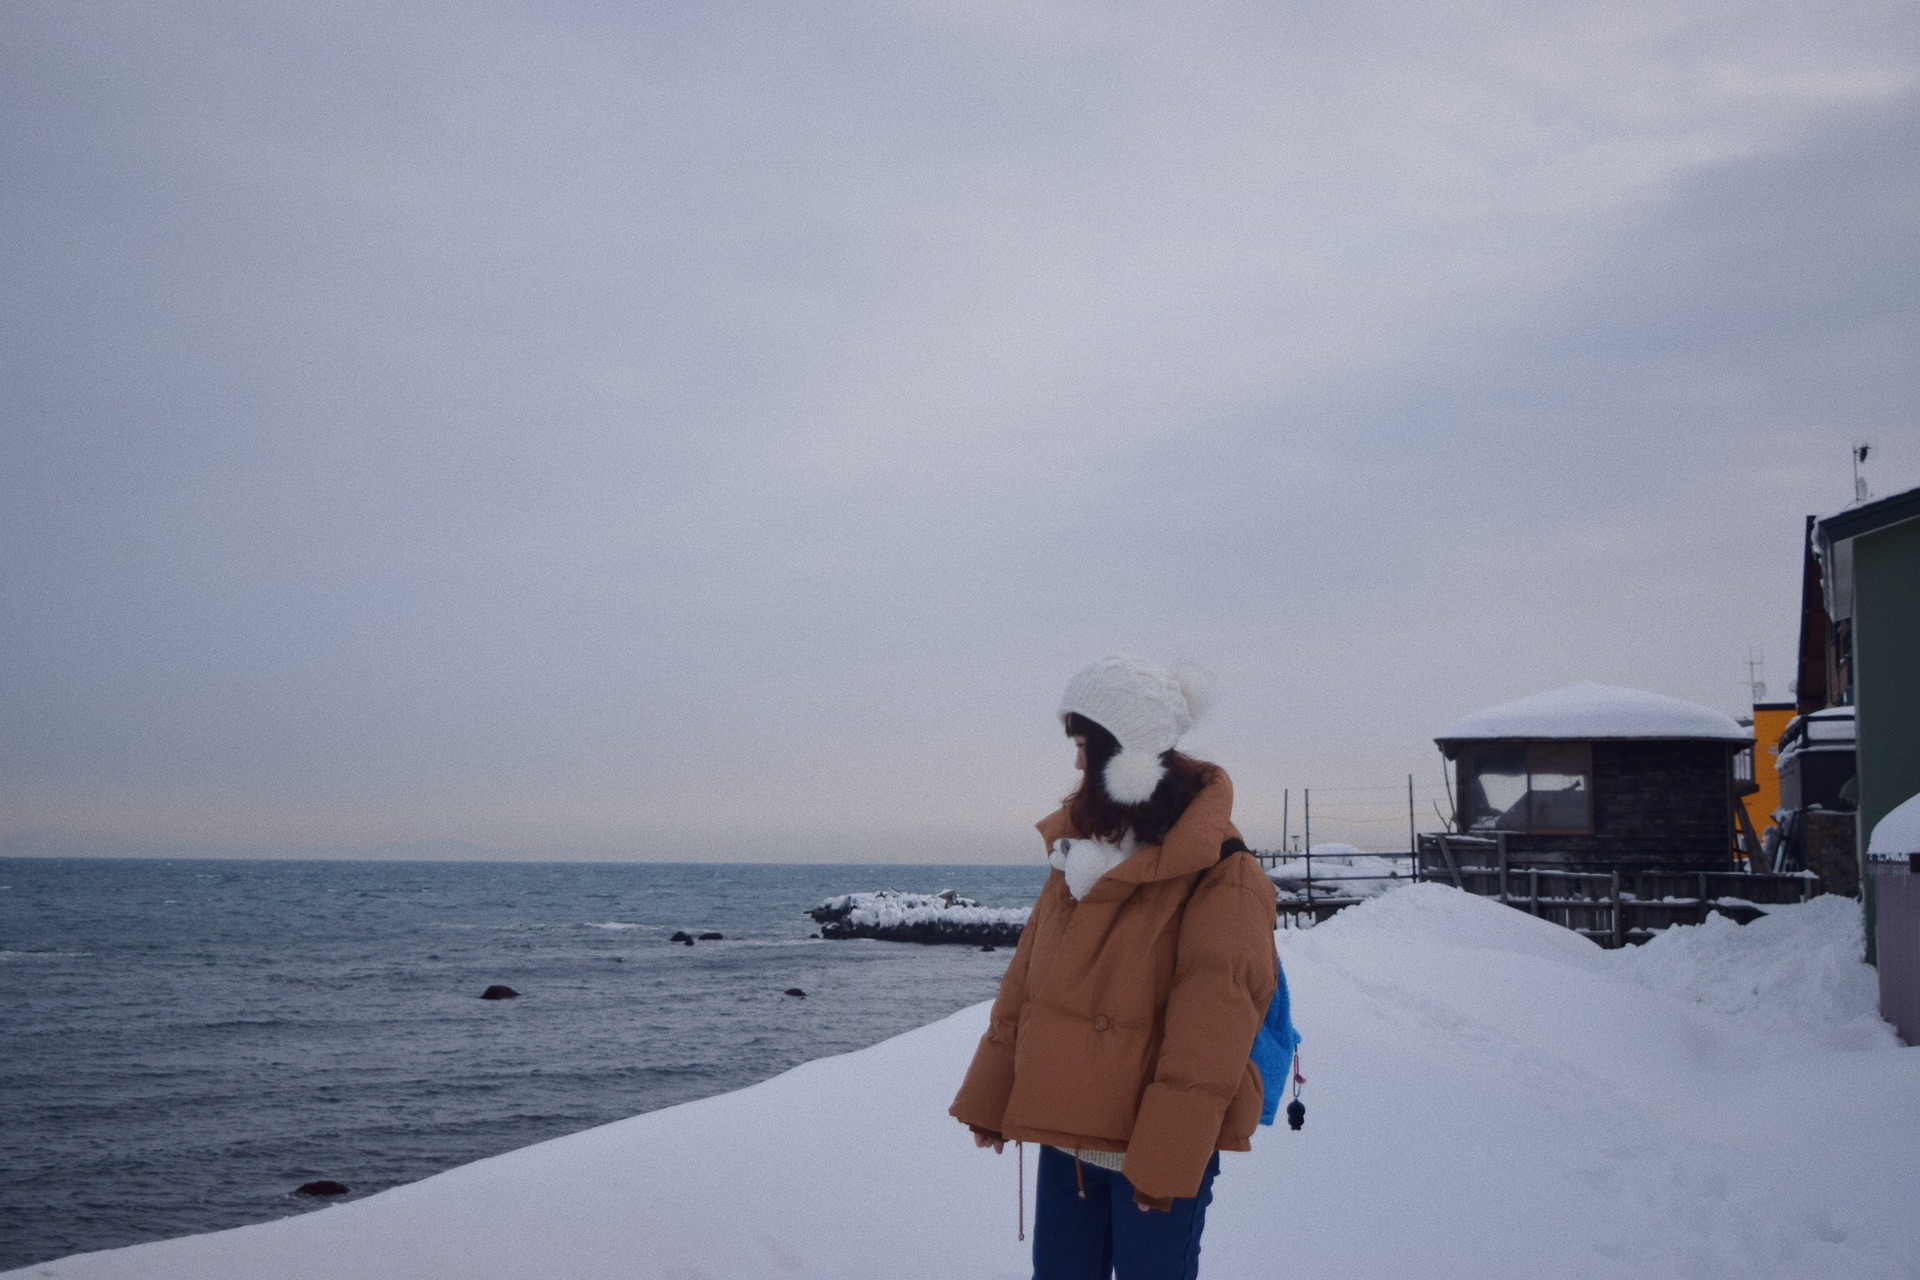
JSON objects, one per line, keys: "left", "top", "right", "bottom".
{"left": 1252, "top": 950, "right": 1302, "bottom": 1126}
{"left": 1213, "top": 839, "right": 1303, "bottom": 1127}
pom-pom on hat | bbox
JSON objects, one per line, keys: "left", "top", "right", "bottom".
{"left": 1060, "top": 655, "right": 1213, "bottom": 804}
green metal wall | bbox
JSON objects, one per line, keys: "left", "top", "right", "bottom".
{"left": 1855, "top": 513, "right": 1920, "bottom": 963}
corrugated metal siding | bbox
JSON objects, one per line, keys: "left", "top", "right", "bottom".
{"left": 1875, "top": 868, "right": 1920, "bottom": 1046}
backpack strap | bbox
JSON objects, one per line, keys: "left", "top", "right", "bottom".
{"left": 1185, "top": 837, "right": 1253, "bottom": 906}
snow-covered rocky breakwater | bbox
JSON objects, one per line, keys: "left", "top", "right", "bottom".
{"left": 809, "top": 888, "right": 1029, "bottom": 945}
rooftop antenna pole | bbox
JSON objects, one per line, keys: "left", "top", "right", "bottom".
{"left": 1746, "top": 648, "right": 1767, "bottom": 705}
{"left": 1853, "top": 441, "right": 1873, "bottom": 504}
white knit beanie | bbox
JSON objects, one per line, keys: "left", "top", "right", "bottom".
{"left": 1059, "top": 655, "right": 1213, "bottom": 804}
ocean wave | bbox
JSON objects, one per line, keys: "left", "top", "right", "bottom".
{"left": 582, "top": 921, "right": 641, "bottom": 931}
{"left": 428, "top": 921, "right": 542, "bottom": 931}
{"left": 0, "top": 949, "right": 90, "bottom": 960}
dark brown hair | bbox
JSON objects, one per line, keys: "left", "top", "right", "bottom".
{"left": 1063, "top": 712, "right": 1211, "bottom": 846}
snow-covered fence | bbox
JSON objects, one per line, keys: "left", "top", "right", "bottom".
{"left": 808, "top": 889, "right": 1029, "bottom": 945}
{"left": 1265, "top": 848, "right": 1416, "bottom": 928}
{"left": 1418, "top": 833, "right": 1817, "bottom": 948}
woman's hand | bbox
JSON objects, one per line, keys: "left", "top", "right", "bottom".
{"left": 969, "top": 1126, "right": 1006, "bottom": 1154}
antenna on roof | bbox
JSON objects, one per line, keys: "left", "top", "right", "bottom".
{"left": 1853, "top": 441, "right": 1874, "bottom": 504}
{"left": 1746, "top": 648, "right": 1767, "bottom": 705}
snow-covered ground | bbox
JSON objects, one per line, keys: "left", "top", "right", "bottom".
{"left": 12, "top": 885, "right": 1916, "bottom": 1280}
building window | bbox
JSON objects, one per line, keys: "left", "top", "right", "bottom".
{"left": 1463, "top": 743, "right": 1593, "bottom": 833}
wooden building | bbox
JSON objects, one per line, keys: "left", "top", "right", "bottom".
{"left": 1432, "top": 682, "right": 1753, "bottom": 871}
{"left": 1768, "top": 705, "right": 1860, "bottom": 895}
{"left": 1764, "top": 513, "right": 1862, "bottom": 892}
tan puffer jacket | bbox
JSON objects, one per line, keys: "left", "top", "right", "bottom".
{"left": 949, "top": 766, "right": 1279, "bottom": 1204}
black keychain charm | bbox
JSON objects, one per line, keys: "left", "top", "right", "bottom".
{"left": 1285, "top": 1049, "right": 1306, "bottom": 1130}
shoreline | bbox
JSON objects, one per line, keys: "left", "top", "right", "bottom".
{"left": 0, "top": 859, "right": 1043, "bottom": 1273}
{"left": 10, "top": 887, "right": 1918, "bottom": 1280}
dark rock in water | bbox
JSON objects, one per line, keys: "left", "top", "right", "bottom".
{"left": 784, "top": 988, "right": 806, "bottom": 998}
{"left": 698, "top": 931, "right": 723, "bottom": 941}
{"left": 980, "top": 944, "right": 997, "bottom": 952}
{"left": 669, "top": 930, "right": 694, "bottom": 944}
{"left": 612, "top": 956, "right": 624, "bottom": 962}
{"left": 809, "top": 932, "right": 820, "bottom": 939}
{"left": 480, "top": 985, "right": 519, "bottom": 1000}
{"left": 295, "top": 1180, "right": 350, "bottom": 1197}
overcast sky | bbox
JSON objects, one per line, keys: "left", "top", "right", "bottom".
{"left": 4, "top": 0, "right": 1917, "bottom": 862}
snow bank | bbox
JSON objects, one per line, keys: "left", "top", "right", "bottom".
{"left": 1613, "top": 893, "right": 1887, "bottom": 1043}
{"left": 1868, "top": 791, "right": 1920, "bottom": 861}
{"left": 1437, "top": 681, "right": 1752, "bottom": 742}
{"left": 809, "top": 888, "right": 1028, "bottom": 944}
{"left": 15, "top": 885, "right": 1916, "bottom": 1280}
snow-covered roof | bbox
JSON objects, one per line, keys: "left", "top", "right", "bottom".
{"left": 1867, "top": 791, "right": 1920, "bottom": 861}
{"left": 1778, "top": 706, "right": 1856, "bottom": 752}
{"left": 1436, "top": 682, "right": 1752, "bottom": 744}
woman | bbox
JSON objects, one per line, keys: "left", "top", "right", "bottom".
{"left": 951, "top": 655, "right": 1278, "bottom": 1280}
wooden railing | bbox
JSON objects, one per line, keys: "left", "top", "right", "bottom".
{"left": 1416, "top": 833, "right": 1816, "bottom": 948}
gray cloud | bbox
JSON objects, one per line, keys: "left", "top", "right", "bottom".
{"left": 3, "top": 1, "right": 1916, "bottom": 858}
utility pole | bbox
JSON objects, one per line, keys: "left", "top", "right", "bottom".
{"left": 1281, "top": 789, "right": 1289, "bottom": 864}
{"left": 1408, "top": 773, "right": 1416, "bottom": 861}
{"left": 1303, "top": 789, "right": 1312, "bottom": 911}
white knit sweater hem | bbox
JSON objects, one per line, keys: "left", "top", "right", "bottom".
{"left": 1047, "top": 1145, "right": 1128, "bottom": 1173}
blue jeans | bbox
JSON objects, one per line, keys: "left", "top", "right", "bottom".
{"left": 1031, "top": 1146, "right": 1220, "bottom": 1280}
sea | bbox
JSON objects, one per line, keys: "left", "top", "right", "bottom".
{"left": 0, "top": 857, "right": 1048, "bottom": 1273}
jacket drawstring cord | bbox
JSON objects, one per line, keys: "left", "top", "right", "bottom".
{"left": 1074, "top": 1151, "right": 1086, "bottom": 1200}
{"left": 1016, "top": 1141, "right": 1025, "bottom": 1242}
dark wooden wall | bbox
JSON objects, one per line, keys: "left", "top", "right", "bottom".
{"left": 1497, "top": 740, "right": 1736, "bottom": 869}
{"left": 1796, "top": 513, "right": 1832, "bottom": 714}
